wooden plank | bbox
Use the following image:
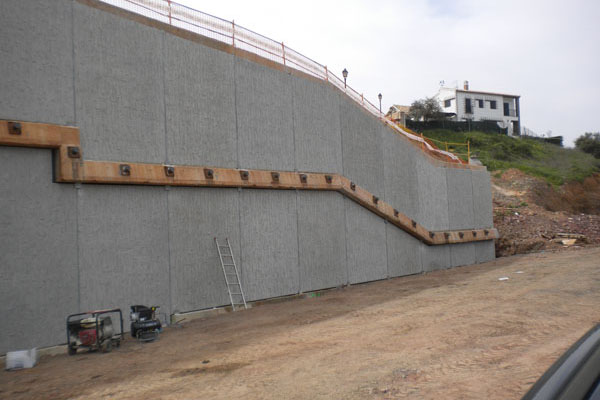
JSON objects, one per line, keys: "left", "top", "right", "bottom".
{"left": 0, "top": 120, "right": 79, "bottom": 148}
{"left": 55, "top": 145, "right": 82, "bottom": 183}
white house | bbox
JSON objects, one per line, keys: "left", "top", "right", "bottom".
{"left": 386, "top": 104, "right": 411, "bottom": 126}
{"left": 435, "top": 81, "right": 521, "bottom": 136}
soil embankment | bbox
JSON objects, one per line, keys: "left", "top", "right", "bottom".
{"left": 492, "top": 169, "right": 600, "bottom": 257}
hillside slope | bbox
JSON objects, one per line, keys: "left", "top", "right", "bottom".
{"left": 421, "top": 129, "right": 600, "bottom": 185}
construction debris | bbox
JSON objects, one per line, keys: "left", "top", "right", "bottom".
{"left": 557, "top": 232, "right": 588, "bottom": 242}
{"left": 493, "top": 169, "right": 600, "bottom": 257}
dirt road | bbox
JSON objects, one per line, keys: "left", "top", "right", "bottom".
{"left": 2, "top": 247, "right": 600, "bottom": 399}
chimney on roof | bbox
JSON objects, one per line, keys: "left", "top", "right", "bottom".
{"left": 464, "top": 80, "right": 469, "bottom": 90}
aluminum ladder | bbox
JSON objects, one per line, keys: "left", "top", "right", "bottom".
{"left": 214, "top": 238, "right": 248, "bottom": 311}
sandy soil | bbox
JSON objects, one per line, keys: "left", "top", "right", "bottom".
{"left": 2, "top": 247, "right": 600, "bottom": 399}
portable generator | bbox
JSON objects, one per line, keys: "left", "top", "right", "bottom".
{"left": 66, "top": 308, "right": 123, "bottom": 355}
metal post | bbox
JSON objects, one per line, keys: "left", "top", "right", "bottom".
{"left": 281, "top": 42, "right": 286, "bottom": 65}
{"left": 167, "top": 0, "right": 172, "bottom": 25}
{"left": 232, "top": 20, "right": 235, "bottom": 47}
{"left": 467, "top": 140, "right": 470, "bottom": 162}
{"left": 324, "top": 65, "right": 328, "bottom": 81}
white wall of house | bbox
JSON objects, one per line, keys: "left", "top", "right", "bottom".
{"left": 435, "top": 87, "right": 520, "bottom": 136}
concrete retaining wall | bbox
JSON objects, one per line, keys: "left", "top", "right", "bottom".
{"left": 74, "top": 1, "right": 166, "bottom": 163}
{"left": 0, "top": 148, "right": 78, "bottom": 353}
{"left": 0, "top": 0, "right": 496, "bottom": 353}
{"left": 297, "top": 192, "right": 347, "bottom": 292}
{"left": 0, "top": 0, "right": 75, "bottom": 126}
{"left": 164, "top": 35, "right": 238, "bottom": 167}
{"left": 77, "top": 185, "right": 171, "bottom": 318}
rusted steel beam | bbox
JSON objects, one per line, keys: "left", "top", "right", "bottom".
{"left": 1, "top": 120, "right": 499, "bottom": 245}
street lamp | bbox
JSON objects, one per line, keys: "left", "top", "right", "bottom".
{"left": 378, "top": 93, "right": 382, "bottom": 114}
{"left": 342, "top": 68, "right": 348, "bottom": 88}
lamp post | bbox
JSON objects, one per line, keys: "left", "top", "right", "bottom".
{"left": 378, "top": 93, "right": 382, "bottom": 114}
{"left": 342, "top": 68, "right": 348, "bottom": 88}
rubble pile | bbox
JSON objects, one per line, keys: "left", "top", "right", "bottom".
{"left": 492, "top": 169, "right": 600, "bottom": 257}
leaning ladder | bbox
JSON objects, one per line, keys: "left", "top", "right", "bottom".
{"left": 214, "top": 238, "right": 248, "bottom": 311}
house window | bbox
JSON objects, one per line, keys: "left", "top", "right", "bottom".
{"left": 490, "top": 100, "right": 497, "bottom": 109}
{"left": 444, "top": 99, "right": 451, "bottom": 108}
{"left": 465, "top": 98, "right": 472, "bottom": 114}
{"left": 477, "top": 99, "right": 484, "bottom": 108}
{"left": 503, "top": 102, "right": 510, "bottom": 116}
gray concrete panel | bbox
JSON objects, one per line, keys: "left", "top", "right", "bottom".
{"left": 168, "top": 188, "right": 240, "bottom": 313}
{"left": 474, "top": 240, "right": 496, "bottom": 264}
{"left": 449, "top": 243, "right": 476, "bottom": 268}
{"left": 0, "top": 148, "right": 77, "bottom": 354}
{"left": 386, "top": 224, "right": 422, "bottom": 278}
{"left": 239, "top": 190, "right": 299, "bottom": 301}
{"left": 382, "top": 127, "right": 420, "bottom": 220}
{"left": 297, "top": 191, "right": 346, "bottom": 292}
{"left": 77, "top": 186, "right": 170, "bottom": 328}
{"left": 73, "top": 2, "right": 165, "bottom": 163}
{"left": 472, "top": 169, "right": 494, "bottom": 229}
{"left": 420, "top": 243, "right": 451, "bottom": 272}
{"left": 169, "top": 188, "right": 240, "bottom": 312}
{"left": 446, "top": 168, "right": 475, "bottom": 230}
{"left": 344, "top": 198, "right": 388, "bottom": 284}
{"left": 339, "top": 96, "right": 384, "bottom": 196}
{"left": 292, "top": 78, "right": 343, "bottom": 174}
{"left": 164, "top": 35, "right": 237, "bottom": 167}
{"left": 235, "top": 59, "right": 294, "bottom": 170}
{"left": 416, "top": 155, "right": 449, "bottom": 231}
{"left": 0, "top": 0, "right": 74, "bottom": 125}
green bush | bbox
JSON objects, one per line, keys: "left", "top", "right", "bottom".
{"left": 575, "top": 132, "right": 600, "bottom": 158}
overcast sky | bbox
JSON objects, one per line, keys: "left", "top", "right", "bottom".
{"left": 178, "top": 0, "right": 599, "bottom": 146}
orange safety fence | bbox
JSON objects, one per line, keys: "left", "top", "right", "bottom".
{"left": 98, "top": 0, "right": 464, "bottom": 164}
{"left": 413, "top": 131, "right": 470, "bottom": 164}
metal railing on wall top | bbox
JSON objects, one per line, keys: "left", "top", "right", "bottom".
{"left": 98, "top": 0, "right": 462, "bottom": 163}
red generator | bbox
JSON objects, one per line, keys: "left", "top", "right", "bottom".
{"left": 66, "top": 309, "right": 123, "bottom": 355}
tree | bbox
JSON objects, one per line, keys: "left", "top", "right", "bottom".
{"left": 575, "top": 132, "right": 600, "bottom": 159}
{"left": 408, "top": 97, "right": 443, "bottom": 122}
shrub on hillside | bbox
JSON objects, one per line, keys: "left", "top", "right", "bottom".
{"left": 575, "top": 132, "right": 600, "bottom": 159}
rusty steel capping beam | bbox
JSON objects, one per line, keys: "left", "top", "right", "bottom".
{"left": 0, "top": 120, "right": 498, "bottom": 245}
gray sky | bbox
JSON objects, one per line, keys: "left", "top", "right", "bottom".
{"left": 179, "top": 0, "right": 599, "bottom": 146}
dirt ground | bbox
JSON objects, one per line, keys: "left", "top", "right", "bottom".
{"left": 2, "top": 247, "right": 600, "bottom": 400}
{"left": 492, "top": 169, "right": 600, "bottom": 257}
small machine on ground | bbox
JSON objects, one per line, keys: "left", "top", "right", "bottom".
{"left": 66, "top": 308, "right": 123, "bottom": 355}
{"left": 130, "top": 305, "right": 162, "bottom": 342}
